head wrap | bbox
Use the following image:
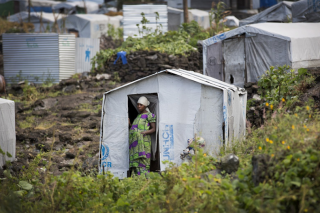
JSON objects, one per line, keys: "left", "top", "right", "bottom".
{"left": 137, "top": 96, "right": 150, "bottom": 112}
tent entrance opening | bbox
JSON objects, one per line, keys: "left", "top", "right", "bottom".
{"left": 127, "top": 93, "right": 160, "bottom": 173}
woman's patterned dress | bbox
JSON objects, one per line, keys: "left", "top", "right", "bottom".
{"left": 129, "top": 112, "right": 156, "bottom": 176}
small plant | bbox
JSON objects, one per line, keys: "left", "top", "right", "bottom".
{"left": 209, "top": 2, "right": 231, "bottom": 36}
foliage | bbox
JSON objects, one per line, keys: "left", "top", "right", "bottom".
{"left": 107, "top": 23, "right": 123, "bottom": 40}
{"left": 258, "top": 65, "right": 314, "bottom": 107}
{"left": 209, "top": 2, "right": 232, "bottom": 36}
{"left": 0, "top": 18, "right": 34, "bottom": 34}
{"left": 179, "top": 20, "right": 210, "bottom": 47}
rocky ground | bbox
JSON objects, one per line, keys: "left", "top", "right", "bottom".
{"left": 1, "top": 67, "right": 320, "bottom": 178}
{"left": 1, "top": 74, "right": 124, "bottom": 177}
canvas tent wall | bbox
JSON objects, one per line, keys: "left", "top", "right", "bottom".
{"left": 65, "top": 14, "right": 121, "bottom": 38}
{"left": 202, "top": 23, "right": 320, "bottom": 87}
{"left": 239, "top": 1, "right": 293, "bottom": 26}
{"left": 28, "top": 0, "right": 60, "bottom": 13}
{"left": 76, "top": 38, "right": 100, "bottom": 73}
{"left": 99, "top": 69, "right": 247, "bottom": 179}
{"left": 123, "top": 4, "right": 168, "bottom": 40}
{"left": 3, "top": 33, "right": 76, "bottom": 84}
{"left": 292, "top": 0, "right": 320, "bottom": 23}
{"left": 7, "top": 11, "right": 65, "bottom": 32}
{"left": 0, "top": 98, "right": 15, "bottom": 167}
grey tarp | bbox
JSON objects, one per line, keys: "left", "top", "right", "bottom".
{"left": 223, "top": 38, "right": 245, "bottom": 87}
{"left": 292, "top": 0, "right": 320, "bottom": 22}
{"left": 0, "top": 98, "right": 15, "bottom": 167}
{"left": 240, "top": 1, "right": 293, "bottom": 26}
{"left": 206, "top": 42, "right": 224, "bottom": 81}
{"left": 245, "top": 34, "right": 291, "bottom": 82}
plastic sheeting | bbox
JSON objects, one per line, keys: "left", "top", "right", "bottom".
{"left": 292, "top": 0, "right": 320, "bottom": 23}
{"left": 240, "top": 1, "right": 293, "bottom": 26}
{"left": 65, "top": 14, "right": 121, "bottom": 38}
{"left": 76, "top": 38, "right": 100, "bottom": 73}
{"left": 203, "top": 23, "right": 320, "bottom": 84}
{"left": 206, "top": 42, "right": 223, "bottom": 81}
{"left": 100, "top": 69, "right": 247, "bottom": 179}
{"left": 189, "top": 9, "right": 210, "bottom": 30}
{"left": 0, "top": 98, "right": 15, "bottom": 167}
{"left": 223, "top": 38, "right": 245, "bottom": 87}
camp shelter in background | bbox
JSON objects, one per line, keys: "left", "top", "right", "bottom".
{"left": 292, "top": 0, "right": 320, "bottom": 23}
{"left": 65, "top": 14, "right": 122, "bottom": 38}
{"left": 52, "top": 1, "right": 100, "bottom": 14}
{"left": 168, "top": 7, "right": 210, "bottom": 31}
{"left": 0, "top": 98, "right": 15, "bottom": 168}
{"left": 99, "top": 69, "right": 247, "bottom": 179}
{"left": 239, "top": 1, "right": 293, "bottom": 26}
{"left": 7, "top": 12, "right": 65, "bottom": 33}
{"left": 122, "top": 4, "right": 168, "bottom": 40}
{"left": 2, "top": 33, "right": 76, "bottom": 84}
{"left": 202, "top": 23, "right": 320, "bottom": 87}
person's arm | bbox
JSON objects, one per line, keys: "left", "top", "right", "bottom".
{"left": 128, "top": 118, "right": 132, "bottom": 127}
{"left": 141, "top": 122, "right": 156, "bottom": 135}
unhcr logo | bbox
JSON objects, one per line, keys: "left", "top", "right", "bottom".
{"left": 101, "top": 144, "right": 109, "bottom": 160}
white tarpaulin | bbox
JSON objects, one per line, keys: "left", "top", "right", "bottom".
{"left": 0, "top": 98, "right": 15, "bottom": 167}
{"left": 292, "top": 0, "right": 320, "bottom": 23}
{"left": 99, "top": 69, "right": 246, "bottom": 179}
{"left": 203, "top": 23, "right": 320, "bottom": 85}
{"left": 65, "top": 14, "right": 121, "bottom": 38}
{"left": 240, "top": 1, "right": 293, "bottom": 26}
{"left": 189, "top": 9, "right": 210, "bottom": 29}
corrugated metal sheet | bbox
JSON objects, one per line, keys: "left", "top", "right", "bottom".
{"left": 123, "top": 4, "right": 168, "bottom": 40}
{"left": 3, "top": 33, "right": 76, "bottom": 84}
{"left": 75, "top": 38, "right": 100, "bottom": 73}
{"left": 3, "top": 33, "right": 60, "bottom": 84}
{"left": 59, "top": 34, "right": 76, "bottom": 81}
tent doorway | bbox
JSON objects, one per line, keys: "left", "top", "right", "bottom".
{"left": 127, "top": 93, "right": 160, "bottom": 174}
{"left": 223, "top": 37, "right": 246, "bottom": 87}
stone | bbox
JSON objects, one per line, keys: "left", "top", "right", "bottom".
{"left": 33, "top": 98, "right": 58, "bottom": 111}
{"left": 244, "top": 82, "right": 253, "bottom": 88}
{"left": 65, "top": 79, "right": 78, "bottom": 85}
{"left": 32, "top": 110, "right": 48, "bottom": 116}
{"left": 249, "top": 107, "right": 255, "bottom": 111}
{"left": 61, "top": 111, "right": 77, "bottom": 118}
{"left": 96, "top": 74, "right": 111, "bottom": 80}
{"left": 252, "top": 154, "right": 271, "bottom": 186}
{"left": 138, "top": 58, "right": 146, "bottom": 68}
{"left": 59, "top": 133, "right": 72, "bottom": 143}
{"left": 221, "top": 154, "right": 239, "bottom": 174}
{"left": 58, "top": 159, "right": 75, "bottom": 169}
{"left": 62, "top": 85, "right": 76, "bottom": 93}
{"left": 80, "top": 82, "right": 88, "bottom": 90}
{"left": 82, "top": 135, "right": 93, "bottom": 141}
{"left": 159, "top": 64, "right": 173, "bottom": 69}
{"left": 66, "top": 149, "right": 77, "bottom": 159}
{"left": 252, "top": 94, "right": 261, "bottom": 101}
{"left": 145, "top": 54, "right": 158, "bottom": 60}
{"left": 252, "top": 85, "right": 260, "bottom": 90}
{"left": 124, "top": 73, "right": 136, "bottom": 82}
{"left": 76, "top": 111, "right": 91, "bottom": 118}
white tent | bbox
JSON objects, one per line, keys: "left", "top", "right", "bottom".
{"left": 0, "top": 98, "right": 15, "bottom": 167}
{"left": 99, "top": 69, "right": 247, "bottom": 179}
{"left": 7, "top": 12, "right": 65, "bottom": 33}
{"left": 168, "top": 7, "right": 210, "bottom": 31}
{"left": 239, "top": 1, "right": 293, "bottom": 26}
{"left": 52, "top": 1, "right": 100, "bottom": 14}
{"left": 65, "top": 14, "right": 121, "bottom": 38}
{"left": 292, "top": 0, "right": 320, "bottom": 23}
{"left": 202, "top": 23, "right": 320, "bottom": 87}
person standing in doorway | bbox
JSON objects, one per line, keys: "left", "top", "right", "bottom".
{"left": 128, "top": 96, "right": 156, "bottom": 176}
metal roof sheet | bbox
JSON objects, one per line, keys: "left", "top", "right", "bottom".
{"left": 105, "top": 69, "right": 246, "bottom": 95}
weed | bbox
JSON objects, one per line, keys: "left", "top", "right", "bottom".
{"left": 35, "top": 121, "right": 56, "bottom": 130}
{"left": 18, "top": 116, "right": 35, "bottom": 129}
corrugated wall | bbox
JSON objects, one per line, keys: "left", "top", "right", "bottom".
{"left": 75, "top": 38, "right": 100, "bottom": 73}
{"left": 3, "top": 33, "right": 60, "bottom": 84}
{"left": 59, "top": 34, "right": 76, "bottom": 81}
{"left": 123, "top": 4, "right": 168, "bottom": 40}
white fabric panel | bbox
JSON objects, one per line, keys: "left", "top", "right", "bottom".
{"left": 189, "top": 9, "right": 210, "bottom": 29}
{"left": 223, "top": 90, "right": 228, "bottom": 145}
{"left": 291, "top": 37, "right": 320, "bottom": 63}
{"left": 66, "top": 15, "right": 121, "bottom": 39}
{"left": 157, "top": 74, "right": 201, "bottom": 170}
{"left": 0, "top": 99, "right": 15, "bottom": 167}
{"left": 206, "top": 42, "right": 224, "bottom": 81}
{"left": 238, "top": 93, "right": 247, "bottom": 139}
{"left": 223, "top": 38, "right": 245, "bottom": 87}
{"left": 194, "top": 86, "right": 223, "bottom": 156}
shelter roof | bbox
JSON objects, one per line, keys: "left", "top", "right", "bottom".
{"left": 203, "top": 23, "right": 320, "bottom": 46}
{"left": 70, "top": 14, "right": 115, "bottom": 21}
{"left": 7, "top": 11, "right": 64, "bottom": 23}
{"left": 105, "top": 69, "right": 245, "bottom": 95}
